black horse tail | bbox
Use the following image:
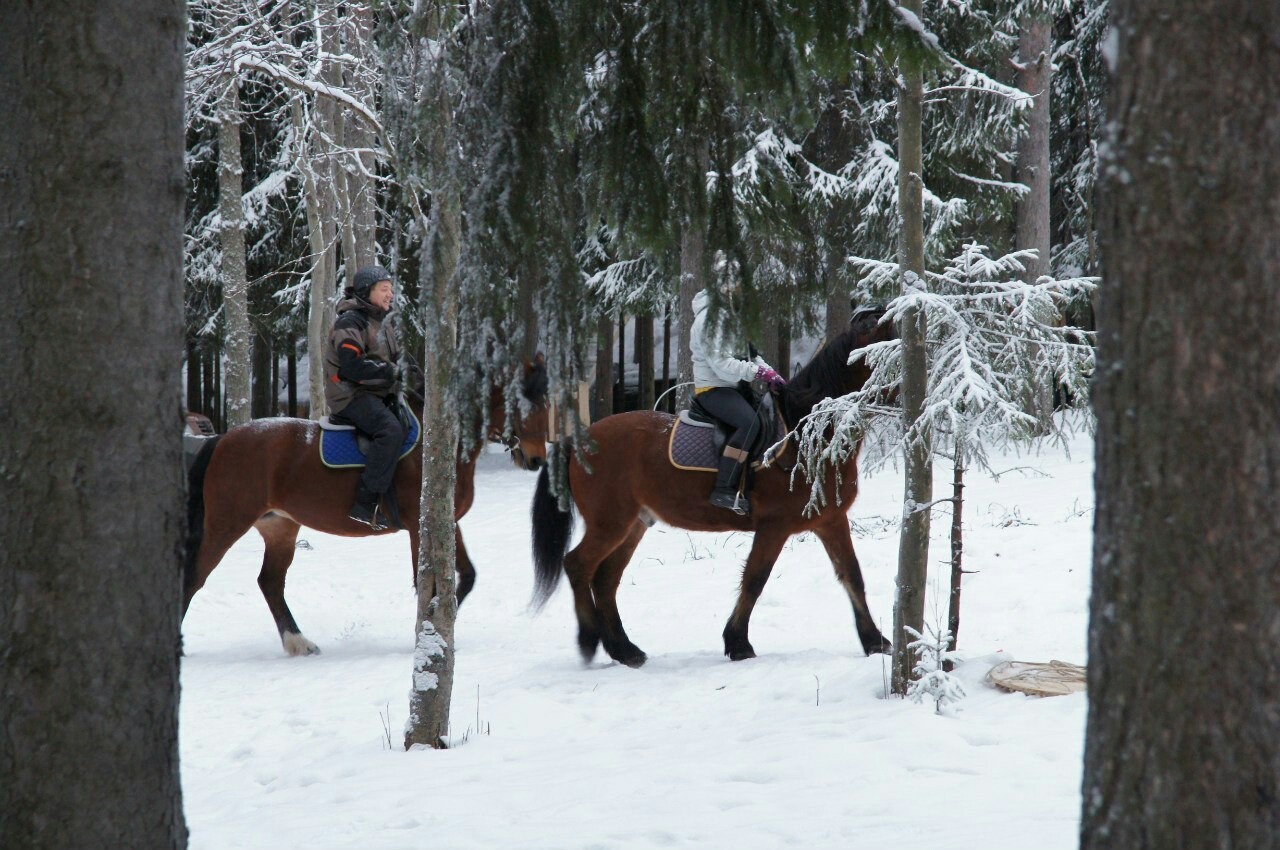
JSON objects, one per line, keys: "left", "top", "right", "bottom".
{"left": 184, "top": 436, "right": 222, "bottom": 601}
{"left": 530, "top": 462, "right": 575, "bottom": 611}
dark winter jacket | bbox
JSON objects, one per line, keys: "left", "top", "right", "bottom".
{"left": 323, "top": 295, "right": 401, "bottom": 415}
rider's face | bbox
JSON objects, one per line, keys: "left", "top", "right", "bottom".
{"left": 369, "top": 280, "right": 394, "bottom": 311}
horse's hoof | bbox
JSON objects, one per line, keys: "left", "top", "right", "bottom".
{"left": 578, "top": 633, "right": 600, "bottom": 664}
{"left": 615, "top": 647, "right": 647, "bottom": 668}
{"left": 282, "top": 632, "right": 321, "bottom": 656}
{"left": 725, "top": 641, "right": 757, "bottom": 661}
{"left": 864, "top": 636, "right": 892, "bottom": 656}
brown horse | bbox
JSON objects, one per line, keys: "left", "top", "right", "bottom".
{"left": 531, "top": 309, "right": 894, "bottom": 667}
{"left": 185, "top": 360, "right": 549, "bottom": 655}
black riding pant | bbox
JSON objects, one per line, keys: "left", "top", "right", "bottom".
{"left": 331, "top": 393, "right": 406, "bottom": 496}
{"left": 696, "top": 387, "right": 757, "bottom": 450}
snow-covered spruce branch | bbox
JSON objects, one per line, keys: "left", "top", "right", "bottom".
{"left": 793, "top": 244, "right": 1095, "bottom": 514}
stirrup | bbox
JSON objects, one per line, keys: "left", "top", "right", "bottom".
{"left": 348, "top": 502, "right": 386, "bottom": 531}
{"left": 709, "top": 488, "right": 750, "bottom": 516}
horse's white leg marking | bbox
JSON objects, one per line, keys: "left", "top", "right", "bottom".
{"left": 282, "top": 632, "right": 321, "bottom": 656}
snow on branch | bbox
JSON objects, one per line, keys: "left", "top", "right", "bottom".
{"left": 794, "top": 243, "right": 1096, "bottom": 513}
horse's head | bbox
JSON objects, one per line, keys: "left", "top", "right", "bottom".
{"left": 847, "top": 303, "right": 898, "bottom": 405}
{"left": 487, "top": 354, "right": 550, "bottom": 471}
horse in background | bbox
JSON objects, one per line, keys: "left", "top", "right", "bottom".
{"left": 185, "top": 358, "right": 549, "bottom": 655}
{"left": 530, "top": 311, "right": 895, "bottom": 667}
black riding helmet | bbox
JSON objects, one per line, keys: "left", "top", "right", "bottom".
{"left": 350, "top": 265, "right": 392, "bottom": 302}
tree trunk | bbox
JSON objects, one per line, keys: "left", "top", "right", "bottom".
{"left": 947, "top": 440, "right": 965, "bottom": 659}
{"left": 891, "top": 0, "right": 932, "bottom": 697}
{"left": 346, "top": 4, "right": 378, "bottom": 266}
{"left": 401, "top": 2, "right": 460, "bottom": 751}
{"left": 760, "top": 318, "right": 779, "bottom": 371}
{"left": 636, "top": 311, "right": 654, "bottom": 409}
{"left": 518, "top": 272, "right": 541, "bottom": 358}
{"left": 661, "top": 305, "right": 672, "bottom": 411}
{"left": 777, "top": 315, "right": 792, "bottom": 378}
{"left": 617, "top": 313, "right": 626, "bottom": 411}
{"left": 300, "top": 4, "right": 342, "bottom": 421}
{"left": 202, "top": 342, "right": 216, "bottom": 423}
{"left": 218, "top": 70, "right": 252, "bottom": 428}
{"left": 0, "top": 1, "right": 188, "bottom": 845}
{"left": 213, "top": 339, "right": 224, "bottom": 431}
{"left": 186, "top": 339, "right": 201, "bottom": 414}
{"left": 286, "top": 333, "right": 298, "bottom": 417}
{"left": 595, "top": 313, "right": 614, "bottom": 419}
{"left": 1081, "top": 3, "right": 1280, "bottom": 847}
{"left": 825, "top": 279, "right": 850, "bottom": 340}
{"left": 678, "top": 224, "right": 704, "bottom": 409}
{"left": 251, "top": 323, "right": 272, "bottom": 419}
{"left": 1015, "top": 10, "right": 1052, "bottom": 285}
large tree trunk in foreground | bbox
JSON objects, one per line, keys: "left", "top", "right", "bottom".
{"left": 1082, "top": 3, "right": 1280, "bottom": 848}
{"left": 891, "top": 0, "right": 932, "bottom": 697}
{"left": 0, "top": 1, "right": 188, "bottom": 846}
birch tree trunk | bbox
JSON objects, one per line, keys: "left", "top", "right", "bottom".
{"left": 891, "top": 3, "right": 932, "bottom": 696}
{"left": 1081, "top": 2, "right": 1280, "bottom": 846}
{"left": 402, "top": 2, "right": 460, "bottom": 750}
{"left": 346, "top": 5, "right": 378, "bottom": 266}
{"left": 218, "top": 71, "right": 252, "bottom": 428}
{"left": 303, "top": 2, "right": 342, "bottom": 420}
{"left": 1014, "top": 9, "right": 1052, "bottom": 286}
{"left": 0, "top": 1, "right": 187, "bottom": 844}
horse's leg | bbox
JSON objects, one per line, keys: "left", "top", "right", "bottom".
{"left": 563, "top": 520, "right": 635, "bottom": 664}
{"left": 254, "top": 513, "right": 319, "bottom": 656}
{"left": 589, "top": 520, "right": 649, "bottom": 668}
{"left": 721, "top": 525, "right": 790, "bottom": 661}
{"left": 455, "top": 527, "right": 476, "bottom": 605}
{"left": 814, "top": 521, "right": 892, "bottom": 655}
{"left": 183, "top": 514, "right": 256, "bottom": 618}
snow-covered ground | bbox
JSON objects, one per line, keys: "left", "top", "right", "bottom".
{"left": 181, "top": 430, "right": 1094, "bottom": 850}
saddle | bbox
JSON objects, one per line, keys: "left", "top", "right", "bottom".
{"left": 317, "top": 401, "right": 421, "bottom": 470}
{"left": 668, "top": 390, "right": 789, "bottom": 474}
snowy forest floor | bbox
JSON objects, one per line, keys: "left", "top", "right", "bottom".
{"left": 181, "top": 429, "right": 1094, "bottom": 849}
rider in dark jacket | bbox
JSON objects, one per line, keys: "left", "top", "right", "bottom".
{"left": 323, "top": 265, "right": 404, "bottom": 529}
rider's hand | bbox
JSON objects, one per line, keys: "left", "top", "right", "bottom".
{"left": 756, "top": 365, "right": 787, "bottom": 391}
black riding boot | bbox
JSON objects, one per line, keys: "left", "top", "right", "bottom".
{"left": 709, "top": 453, "right": 749, "bottom": 515}
{"left": 348, "top": 483, "right": 386, "bottom": 530}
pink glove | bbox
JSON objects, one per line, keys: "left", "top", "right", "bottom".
{"left": 756, "top": 365, "right": 787, "bottom": 391}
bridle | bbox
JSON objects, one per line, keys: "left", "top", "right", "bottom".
{"left": 491, "top": 426, "right": 526, "bottom": 464}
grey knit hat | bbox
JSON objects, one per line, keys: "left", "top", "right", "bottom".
{"left": 351, "top": 265, "right": 392, "bottom": 301}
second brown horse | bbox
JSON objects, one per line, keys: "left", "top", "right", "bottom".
{"left": 531, "top": 310, "right": 895, "bottom": 667}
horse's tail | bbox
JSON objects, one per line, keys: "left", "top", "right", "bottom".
{"left": 184, "top": 435, "right": 222, "bottom": 601}
{"left": 530, "top": 461, "right": 575, "bottom": 611}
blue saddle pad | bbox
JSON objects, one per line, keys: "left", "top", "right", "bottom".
{"left": 320, "top": 406, "right": 421, "bottom": 469}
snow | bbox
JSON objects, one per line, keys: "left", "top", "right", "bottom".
{"left": 181, "top": 434, "right": 1093, "bottom": 849}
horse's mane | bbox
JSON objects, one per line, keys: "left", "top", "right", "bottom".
{"left": 780, "top": 326, "right": 866, "bottom": 427}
